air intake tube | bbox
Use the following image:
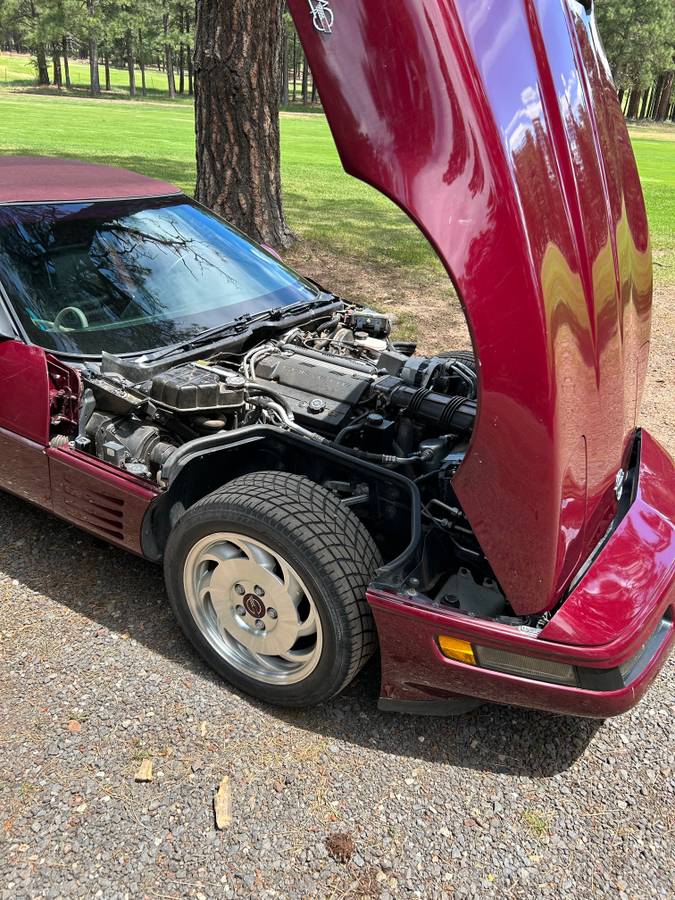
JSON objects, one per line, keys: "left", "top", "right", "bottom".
{"left": 389, "top": 386, "right": 476, "bottom": 432}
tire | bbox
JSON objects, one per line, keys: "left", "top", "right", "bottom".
{"left": 438, "top": 350, "right": 476, "bottom": 370}
{"left": 163, "top": 472, "right": 382, "bottom": 707}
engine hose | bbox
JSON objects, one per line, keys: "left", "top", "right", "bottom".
{"left": 333, "top": 413, "right": 369, "bottom": 447}
{"left": 251, "top": 395, "right": 329, "bottom": 443}
{"left": 331, "top": 444, "right": 427, "bottom": 466}
{"left": 438, "top": 395, "right": 470, "bottom": 431}
{"left": 247, "top": 385, "right": 295, "bottom": 418}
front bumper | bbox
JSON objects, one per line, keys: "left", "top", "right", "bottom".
{"left": 368, "top": 431, "right": 675, "bottom": 718}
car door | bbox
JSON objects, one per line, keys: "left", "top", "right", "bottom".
{"left": 0, "top": 338, "right": 52, "bottom": 507}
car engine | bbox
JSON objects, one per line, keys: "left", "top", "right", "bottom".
{"left": 74, "top": 307, "right": 478, "bottom": 493}
{"left": 60, "top": 305, "right": 509, "bottom": 618}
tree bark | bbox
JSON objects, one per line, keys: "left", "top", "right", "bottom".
{"left": 656, "top": 71, "right": 674, "bottom": 121}
{"left": 139, "top": 30, "right": 146, "bottom": 96}
{"left": 87, "top": 0, "right": 100, "bottom": 95}
{"left": 648, "top": 75, "right": 663, "bottom": 119}
{"left": 163, "top": 12, "right": 176, "bottom": 99}
{"left": 178, "top": 8, "right": 185, "bottom": 94}
{"left": 62, "top": 37, "right": 71, "bottom": 88}
{"left": 292, "top": 32, "right": 297, "bottom": 102}
{"left": 195, "top": 0, "right": 294, "bottom": 249}
{"left": 126, "top": 31, "right": 136, "bottom": 97}
{"left": 280, "top": 20, "right": 289, "bottom": 105}
{"left": 639, "top": 87, "right": 650, "bottom": 119}
{"left": 301, "top": 56, "right": 308, "bottom": 104}
{"left": 626, "top": 88, "right": 642, "bottom": 119}
{"left": 185, "top": 10, "right": 193, "bottom": 95}
{"left": 35, "top": 43, "right": 50, "bottom": 85}
{"left": 104, "top": 53, "right": 111, "bottom": 91}
{"left": 52, "top": 46, "right": 62, "bottom": 88}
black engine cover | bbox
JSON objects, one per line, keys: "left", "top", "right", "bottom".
{"left": 253, "top": 348, "right": 373, "bottom": 432}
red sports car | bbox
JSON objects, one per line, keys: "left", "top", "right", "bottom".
{"left": 0, "top": 0, "right": 672, "bottom": 717}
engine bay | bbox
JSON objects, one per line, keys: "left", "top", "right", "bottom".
{"left": 59, "top": 305, "right": 519, "bottom": 623}
{"left": 75, "top": 307, "right": 477, "bottom": 478}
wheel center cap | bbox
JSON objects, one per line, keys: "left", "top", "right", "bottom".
{"left": 242, "top": 593, "right": 266, "bottom": 619}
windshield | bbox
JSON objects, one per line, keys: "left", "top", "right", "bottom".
{"left": 0, "top": 196, "right": 318, "bottom": 355}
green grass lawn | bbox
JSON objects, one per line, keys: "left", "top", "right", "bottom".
{"left": 629, "top": 131, "right": 675, "bottom": 278}
{"left": 0, "top": 52, "right": 191, "bottom": 102}
{"left": 0, "top": 91, "right": 672, "bottom": 283}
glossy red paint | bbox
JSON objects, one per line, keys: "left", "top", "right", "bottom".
{"left": 541, "top": 431, "right": 675, "bottom": 647}
{"left": 368, "top": 432, "right": 674, "bottom": 717}
{"left": 0, "top": 157, "right": 181, "bottom": 204}
{"left": 0, "top": 339, "right": 51, "bottom": 443}
{"left": 288, "top": 0, "right": 652, "bottom": 616}
{"left": 47, "top": 448, "right": 159, "bottom": 556}
{"left": 0, "top": 339, "right": 51, "bottom": 504}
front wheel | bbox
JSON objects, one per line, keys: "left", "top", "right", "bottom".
{"left": 163, "top": 472, "right": 382, "bottom": 707}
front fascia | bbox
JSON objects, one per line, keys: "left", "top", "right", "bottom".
{"left": 288, "top": 0, "right": 652, "bottom": 614}
{"left": 366, "top": 428, "right": 674, "bottom": 717}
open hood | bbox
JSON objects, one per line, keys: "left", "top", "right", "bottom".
{"left": 289, "top": 0, "right": 652, "bottom": 615}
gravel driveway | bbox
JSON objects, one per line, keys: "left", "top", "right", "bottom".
{"left": 1, "top": 286, "right": 673, "bottom": 899}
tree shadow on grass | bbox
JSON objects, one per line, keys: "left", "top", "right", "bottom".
{"left": 0, "top": 491, "right": 602, "bottom": 778}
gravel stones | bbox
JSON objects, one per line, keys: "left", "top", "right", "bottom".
{"left": 0, "top": 495, "right": 673, "bottom": 899}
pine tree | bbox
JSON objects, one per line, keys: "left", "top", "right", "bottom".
{"left": 194, "top": 0, "right": 294, "bottom": 249}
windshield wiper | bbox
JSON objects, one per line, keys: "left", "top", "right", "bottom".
{"left": 146, "top": 294, "right": 337, "bottom": 363}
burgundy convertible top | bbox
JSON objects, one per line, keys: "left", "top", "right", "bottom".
{"left": 0, "top": 156, "right": 181, "bottom": 204}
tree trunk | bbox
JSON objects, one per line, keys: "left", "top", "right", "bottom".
{"left": 656, "top": 71, "right": 674, "bottom": 121}
{"left": 52, "top": 47, "right": 62, "bottom": 88}
{"left": 617, "top": 88, "right": 624, "bottom": 107}
{"left": 139, "top": 30, "right": 146, "bottom": 96}
{"left": 163, "top": 12, "right": 176, "bottom": 99}
{"left": 195, "top": 0, "right": 294, "bottom": 249}
{"left": 626, "top": 88, "right": 642, "bottom": 119}
{"left": 639, "top": 87, "right": 650, "bottom": 119}
{"left": 186, "top": 10, "right": 193, "bottom": 95}
{"left": 35, "top": 43, "right": 50, "bottom": 85}
{"left": 62, "top": 37, "right": 71, "bottom": 88}
{"left": 648, "top": 75, "right": 663, "bottom": 119}
{"left": 280, "top": 21, "right": 289, "bottom": 105}
{"left": 104, "top": 53, "right": 111, "bottom": 91}
{"left": 87, "top": 0, "right": 100, "bottom": 95}
{"left": 292, "top": 32, "right": 297, "bottom": 102}
{"left": 301, "top": 56, "right": 308, "bottom": 104}
{"left": 178, "top": 8, "right": 185, "bottom": 94}
{"left": 126, "top": 31, "right": 136, "bottom": 97}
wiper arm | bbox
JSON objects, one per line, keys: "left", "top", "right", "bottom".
{"left": 147, "top": 313, "right": 257, "bottom": 362}
{"left": 146, "top": 295, "right": 338, "bottom": 363}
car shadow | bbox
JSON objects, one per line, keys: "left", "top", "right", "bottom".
{"left": 0, "top": 491, "right": 602, "bottom": 778}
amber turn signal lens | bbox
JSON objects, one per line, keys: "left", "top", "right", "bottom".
{"left": 438, "top": 635, "right": 476, "bottom": 665}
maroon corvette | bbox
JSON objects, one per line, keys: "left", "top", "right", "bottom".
{"left": 0, "top": 1, "right": 673, "bottom": 717}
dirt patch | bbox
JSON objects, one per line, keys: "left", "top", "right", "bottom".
{"left": 285, "top": 240, "right": 471, "bottom": 354}
{"left": 642, "top": 282, "right": 674, "bottom": 456}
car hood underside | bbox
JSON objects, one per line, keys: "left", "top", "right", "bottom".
{"left": 288, "top": 0, "right": 652, "bottom": 615}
